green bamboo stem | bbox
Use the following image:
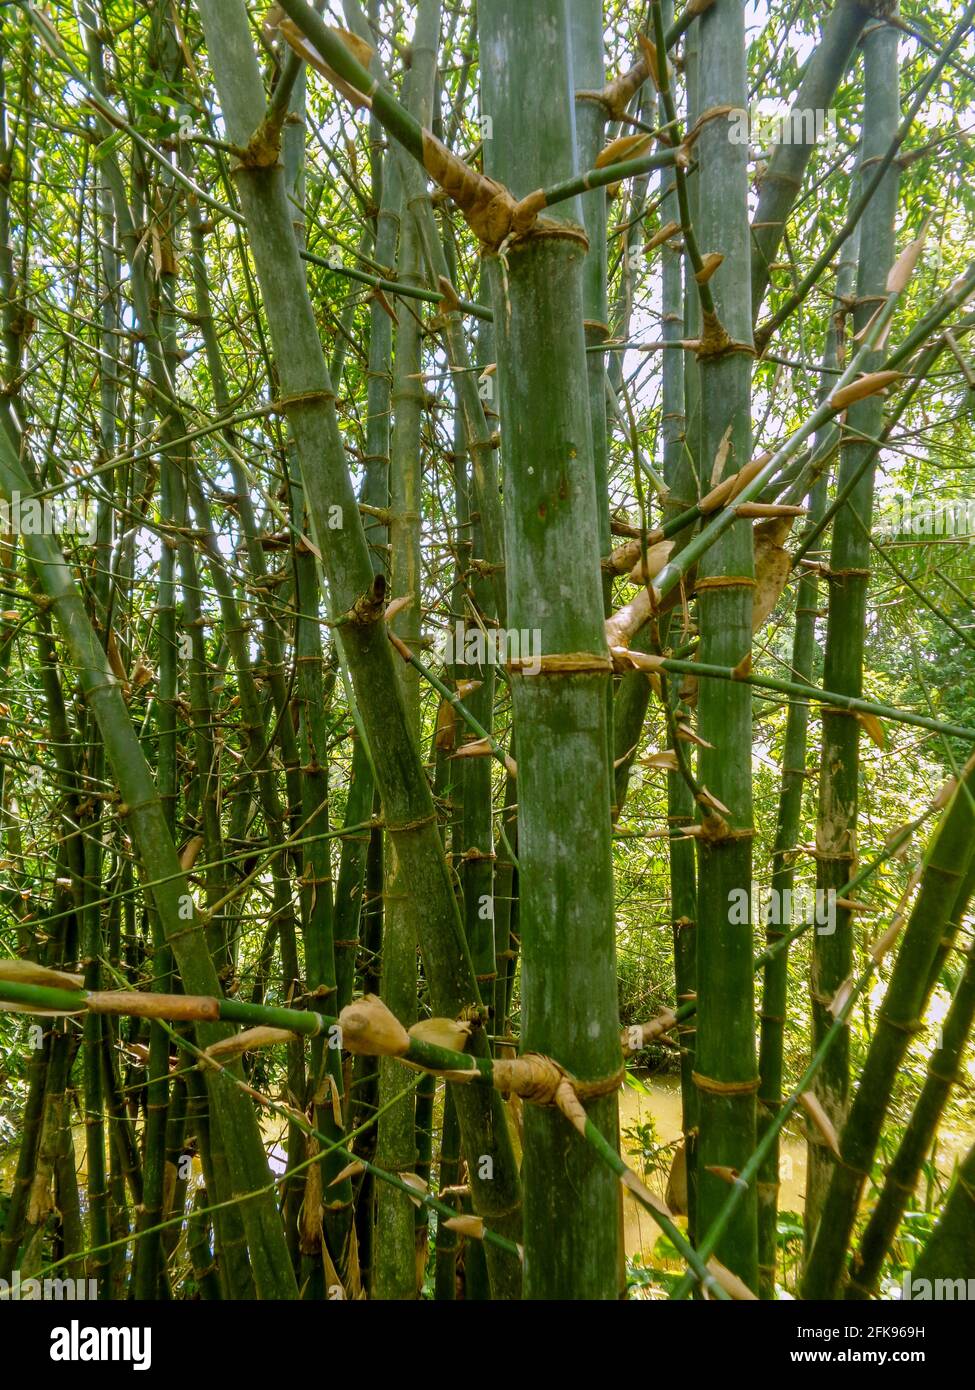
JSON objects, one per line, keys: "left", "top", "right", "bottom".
{"left": 756, "top": 222, "right": 859, "bottom": 1294}
{"left": 572, "top": 1105, "right": 730, "bottom": 1300}
{"left": 688, "top": 0, "right": 758, "bottom": 1291}
{"left": 0, "top": 1027, "right": 52, "bottom": 1278}
{"left": 330, "top": 0, "right": 400, "bottom": 1025}
{"left": 749, "top": 0, "right": 868, "bottom": 316}
{"left": 434, "top": 1089, "right": 461, "bottom": 1299}
{"left": 479, "top": 0, "right": 621, "bottom": 1300}
{"left": 458, "top": 290, "right": 500, "bottom": 1005}
{"left": 807, "top": 13, "right": 899, "bottom": 1243}
{"left": 847, "top": 857, "right": 975, "bottom": 1297}
{"left": 537, "top": 146, "right": 683, "bottom": 209}
{"left": 640, "top": 659, "right": 975, "bottom": 743}
{"left": 18, "top": 1029, "right": 74, "bottom": 1280}
{"left": 183, "top": 167, "right": 302, "bottom": 840}
{"left": 0, "top": 449, "right": 298, "bottom": 1298}
{"left": 408, "top": 206, "right": 508, "bottom": 624}
{"left": 754, "top": 1, "right": 975, "bottom": 351}
{"left": 279, "top": 0, "right": 677, "bottom": 230}
{"left": 193, "top": 0, "right": 522, "bottom": 1298}
{"left": 0, "top": 972, "right": 715, "bottom": 1295}
{"left": 570, "top": 0, "right": 615, "bottom": 475}
{"left": 802, "top": 756, "right": 975, "bottom": 1298}
{"left": 413, "top": 1070, "right": 436, "bottom": 1275}
{"left": 372, "top": 0, "right": 439, "bottom": 1299}
{"left": 672, "top": 938, "right": 880, "bottom": 1301}
{"left": 305, "top": 244, "right": 491, "bottom": 318}
{"left": 654, "top": 0, "right": 699, "bottom": 1243}
{"left": 184, "top": 1065, "right": 255, "bottom": 1299}
{"left": 339, "top": 0, "right": 514, "bottom": 627}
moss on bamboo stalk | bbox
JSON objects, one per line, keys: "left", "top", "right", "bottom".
{"left": 689, "top": 0, "right": 758, "bottom": 1290}
{"left": 479, "top": 0, "right": 621, "bottom": 1300}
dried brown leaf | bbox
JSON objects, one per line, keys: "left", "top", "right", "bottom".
{"left": 644, "top": 220, "right": 681, "bottom": 253}
{"left": 408, "top": 1016, "right": 471, "bottom": 1052}
{"left": 829, "top": 371, "right": 904, "bottom": 411}
{"left": 329, "top": 1158, "right": 365, "bottom": 1187}
{"left": 856, "top": 710, "right": 886, "bottom": 749}
{"left": 442, "top": 1214, "right": 485, "bottom": 1239}
{"left": 695, "top": 251, "right": 724, "bottom": 285}
{"left": 179, "top": 834, "right": 205, "bottom": 872}
{"left": 886, "top": 224, "right": 929, "bottom": 294}
{"left": 595, "top": 132, "right": 653, "bottom": 169}
{"left": 277, "top": 19, "right": 374, "bottom": 109}
{"left": 204, "top": 1026, "right": 297, "bottom": 1063}
{"left": 799, "top": 1090, "right": 842, "bottom": 1158}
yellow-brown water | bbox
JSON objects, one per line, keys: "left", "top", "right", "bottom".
{"left": 618, "top": 1071, "right": 973, "bottom": 1263}
{"left": 619, "top": 1072, "right": 807, "bottom": 1260}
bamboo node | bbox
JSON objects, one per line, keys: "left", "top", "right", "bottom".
{"left": 272, "top": 388, "right": 336, "bottom": 412}
{"left": 232, "top": 119, "right": 282, "bottom": 172}
{"left": 385, "top": 811, "right": 437, "bottom": 834}
{"left": 822, "top": 566, "right": 871, "bottom": 580}
{"left": 507, "top": 651, "right": 613, "bottom": 676}
{"left": 694, "top": 575, "right": 757, "bottom": 591}
{"left": 342, "top": 574, "right": 387, "bottom": 628}
{"left": 492, "top": 1053, "right": 624, "bottom": 1109}
{"left": 691, "top": 1070, "right": 761, "bottom": 1096}
{"left": 683, "top": 105, "right": 739, "bottom": 153}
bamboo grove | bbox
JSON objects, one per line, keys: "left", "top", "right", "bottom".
{"left": 0, "top": 0, "right": 973, "bottom": 1304}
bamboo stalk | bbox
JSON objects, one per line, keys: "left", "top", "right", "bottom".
{"left": 688, "top": 0, "right": 758, "bottom": 1291}
{"left": 847, "top": 857, "right": 975, "bottom": 1297}
{"left": 191, "top": 0, "right": 523, "bottom": 1298}
{"left": 478, "top": 0, "right": 621, "bottom": 1299}
{"left": 806, "top": 13, "right": 900, "bottom": 1242}
{"left": 372, "top": 0, "right": 439, "bottom": 1300}
{"left": 756, "top": 221, "right": 859, "bottom": 1294}
{"left": 749, "top": 0, "right": 868, "bottom": 316}
{"left": 803, "top": 756, "right": 975, "bottom": 1298}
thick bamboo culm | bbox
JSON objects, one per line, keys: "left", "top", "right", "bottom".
{"left": 1, "top": 0, "right": 974, "bottom": 1313}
